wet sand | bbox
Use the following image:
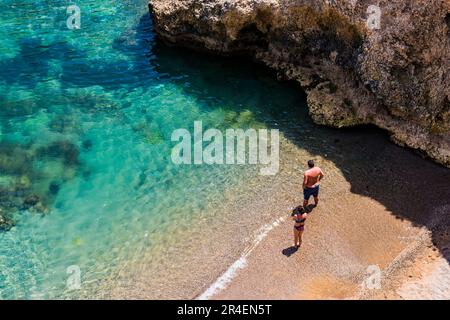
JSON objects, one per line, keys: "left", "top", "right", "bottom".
{"left": 206, "top": 130, "right": 450, "bottom": 300}
{"left": 87, "top": 126, "right": 450, "bottom": 300}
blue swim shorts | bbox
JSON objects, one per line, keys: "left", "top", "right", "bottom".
{"left": 303, "top": 185, "right": 319, "bottom": 200}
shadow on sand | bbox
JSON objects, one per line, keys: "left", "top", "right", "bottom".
{"left": 282, "top": 246, "right": 299, "bottom": 257}
{"left": 141, "top": 12, "right": 450, "bottom": 266}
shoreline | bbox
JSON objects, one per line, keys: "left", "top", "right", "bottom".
{"left": 95, "top": 125, "right": 450, "bottom": 300}
{"left": 197, "top": 216, "right": 287, "bottom": 300}
{"left": 203, "top": 203, "right": 449, "bottom": 300}
{"left": 3, "top": 0, "right": 449, "bottom": 300}
{"left": 195, "top": 152, "right": 450, "bottom": 300}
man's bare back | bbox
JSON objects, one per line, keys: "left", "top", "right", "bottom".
{"left": 304, "top": 167, "right": 324, "bottom": 188}
{"left": 302, "top": 160, "right": 324, "bottom": 208}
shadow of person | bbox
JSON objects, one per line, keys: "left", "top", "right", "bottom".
{"left": 305, "top": 204, "right": 316, "bottom": 213}
{"left": 282, "top": 246, "right": 299, "bottom": 257}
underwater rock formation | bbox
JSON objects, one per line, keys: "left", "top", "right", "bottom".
{"left": 0, "top": 208, "right": 14, "bottom": 231}
{"left": 149, "top": 0, "right": 450, "bottom": 167}
{"left": 0, "top": 140, "right": 82, "bottom": 231}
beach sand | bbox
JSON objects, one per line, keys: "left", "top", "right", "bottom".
{"left": 205, "top": 131, "right": 450, "bottom": 300}
{"left": 93, "top": 127, "right": 450, "bottom": 300}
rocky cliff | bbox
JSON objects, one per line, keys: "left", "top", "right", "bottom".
{"left": 149, "top": 0, "right": 450, "bottom": 167}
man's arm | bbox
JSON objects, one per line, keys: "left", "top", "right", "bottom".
{"left": 303, "top": 173, "right": 307, "bottom": 189}
{"left": 317, "top": 170, "right": 324, "bottom": 185}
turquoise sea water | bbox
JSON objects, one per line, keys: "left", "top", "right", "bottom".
{"left": 0, "top": 0, "right": 313, "bottom": 298}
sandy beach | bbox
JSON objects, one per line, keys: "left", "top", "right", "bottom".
{"left": 201, "top": 130, "right": 450, "bottom": 300}
{"left": 88, "top": 125, "right": 450, "bottom": 300}
{"left": 147, "top": 0, "right": 450, "bottom": 299}
{"left": 1, "top": 0, "right": 449, "bottom": 301}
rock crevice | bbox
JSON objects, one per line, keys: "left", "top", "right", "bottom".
{"left": 149, "top": 0, "right": 450, "bottom": 166}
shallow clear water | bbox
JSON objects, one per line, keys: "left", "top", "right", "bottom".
{"left": 0, "top": 0, "right": 315, "bottom": 299}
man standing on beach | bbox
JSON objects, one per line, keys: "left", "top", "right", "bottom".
{"left": 303, "top": 160, "right": 324, "bottom": 208}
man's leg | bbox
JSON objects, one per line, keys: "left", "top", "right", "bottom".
{"left": 313, "top": 186, "right": 319, "bottom": 207}
{"left": 303, "top": 189, "right": 310, "bottom": 207}
{"left": 303, "top": 188, "right": 311, "bottom": 210}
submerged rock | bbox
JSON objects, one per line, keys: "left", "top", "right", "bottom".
{"left": 82, "top": 139, "right": 93, "bottom": 151}
{"left": 0, "top": 142, "right": 33, "bottom": 175}
{"left": 0, "top": 209, "right": 15, "bottom": 231}
{"left": 49, "top": 182, "right": 60, "bottom": 195}
{"left": 23, "top": 194, "right": 39, "bottom": 208}
{"left": 0, "top": 140, "right": 81, "bottom": 231}
{"left": 132, "top": 122, "right": 165, "bottom": 144}
{"left": 149, "top": 0, "right": 450, "bottom": 167}
{"left": 1, "top": 186, "right": 25, "bottom": 209}
{"left": 36, "top": 141, "right": 80, "bottom": 165}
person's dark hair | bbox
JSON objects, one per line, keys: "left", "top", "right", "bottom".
{"left": 307, "top": 160, "right": 315, "bottom": 168}
{"left": 292, "top": 206, "right": 305, "bottom": 216}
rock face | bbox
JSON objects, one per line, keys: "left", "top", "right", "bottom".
{"left": 149, "top": 0, "right": 450, "bottom": 167}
